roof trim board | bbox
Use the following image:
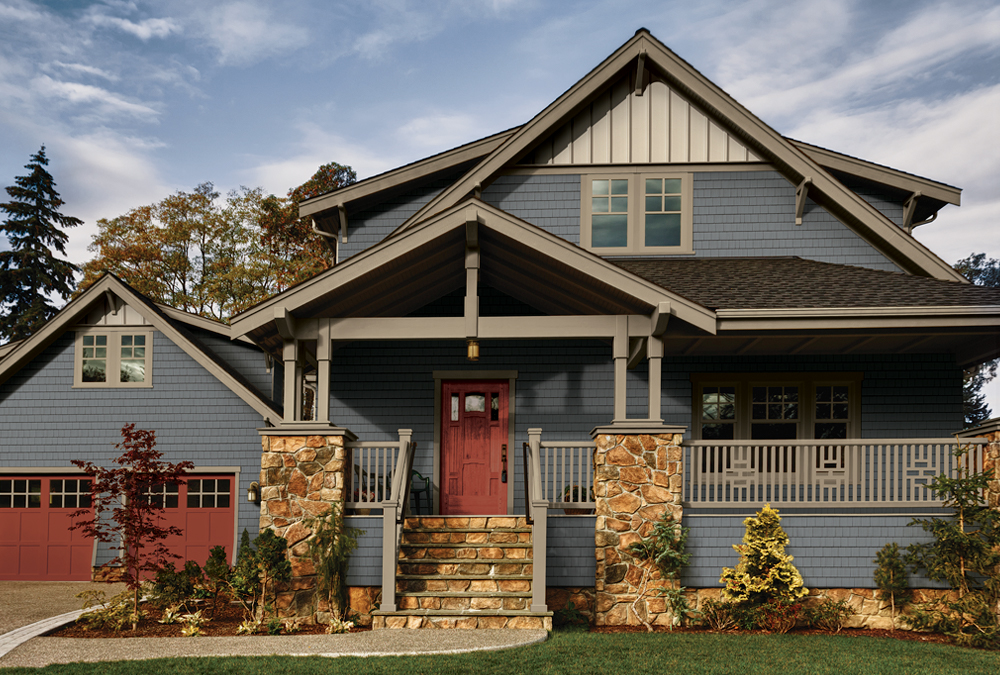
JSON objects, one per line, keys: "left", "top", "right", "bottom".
{"left": 388, "top": 30, "right": 963, "bottom": 282}
{"left": 230, "top": 198, "right": 718, "bottom": 337}
{"left": 0, "top": 275, "right": 281, "bottom": 421}
{"left": 154, "top": 303, "right": 255, "bottom": 344}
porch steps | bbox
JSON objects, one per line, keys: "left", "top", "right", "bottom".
{"left": 371, "top": 516, "right": 552, "bottom": 630}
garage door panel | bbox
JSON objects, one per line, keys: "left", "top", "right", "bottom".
{"left": 0, "top": 545, "right": 18, "bottom": 575}
{"left": 20, "top": 512, "right": 46, "bottom": 542}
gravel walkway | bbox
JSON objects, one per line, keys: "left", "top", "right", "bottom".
{"left": 0, "top": 581, "right": 125, "bottom": 635}
{"left": 0, "top": 630, "right": 548, "bottom": 668}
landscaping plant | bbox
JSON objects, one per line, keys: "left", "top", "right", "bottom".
{"left": 628, "top": 513, "right": 692, "bottom": 630}
{"left": 803, "top": 599, "right": 855, "bottom": 633}
{"left": 302, "top": 502, "right": 363, "bottom": 622}
{"left": 903, "top": 446, "right": 1000, "bottom": 648}
{"left": 227, "top": 528, "right": 292, "bottom": 626}
{"left": 873, "top": 542, "right": 910, "bottom": 629}
{"left": 70, "top": 424, "right": 193, "bottom": 630}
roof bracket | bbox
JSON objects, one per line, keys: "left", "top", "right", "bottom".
{"left": 104, "top": 290, "right": 119, "bottom": 316}
{"left": 338, "top": 205, "right": 348, "bottom": 244}
{"left": 626, "top": 336, "right": 647, "bottom": 370}
{"left": 795, "top": 176, "right": 812, "bottom": 226}
{"left": 465, "top": 207, "right": 480, "bottom": 249}
{"left": 902, "top": 191, "right": 922, "bottom": 233}
{"left": 634, "top": 51, "right": 647, "bottom": 96}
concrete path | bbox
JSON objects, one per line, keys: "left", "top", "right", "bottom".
{"left": 0, "top": 582, "right": 547, "bottom": 668}
{"left": 0, "top": 630, "right": 549, "bottom": 668}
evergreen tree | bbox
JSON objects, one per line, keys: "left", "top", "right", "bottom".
{"left": 0, "top": 146, "right": 82, "bottom": 341}
{"left": 954, "top": 253, "right": 999, "bottom": 426}
{"left": 720, "top": 504, "right": 808, "bottom": 605}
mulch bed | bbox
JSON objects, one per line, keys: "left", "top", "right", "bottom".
{"left": 47, "top": 601, "right": 371, "bottom": 638}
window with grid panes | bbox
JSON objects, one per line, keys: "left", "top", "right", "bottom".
{"left": 187, "top": 479, "right": 231, "bottom": 508}
{"left": 0, "top": 479, "right": 41, "bottom": 508}
{"left": 49, "top": 479, "right": 92, "bottom": 508}
{"left": 582, "top": 173, "right": 691, "bottom": 254}
{"left": 76, "top": 330, "right": 152, "bottom": 387}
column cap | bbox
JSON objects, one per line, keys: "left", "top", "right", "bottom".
{"left": 590, "top": 422, "right": 686, "bottom": 439}
{"left": 258, "top": 423, "right": 358, "bottom": 441}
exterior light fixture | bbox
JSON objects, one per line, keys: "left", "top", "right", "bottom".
{"left": 466, "top": 339, "right": 480, "bottom": 362}
{"left": 247, "top": 481, "right": 260, "bottom": 504}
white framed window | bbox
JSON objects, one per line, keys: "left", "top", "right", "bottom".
{"left": 74, "top": 329, "right": 153, "bottom": 388}
{"left": 692, "top": 374, "right": 860, "bottom": 440}
{"left": 581, "top": 171, "right": 693, "bottom": 254}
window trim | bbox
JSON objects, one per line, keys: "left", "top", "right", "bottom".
{"left": 73, "top": 328, "right": 153, "bottom": 388}
{"left": 580, "top": 169, "right": 693, "bottom": 255}
{"left": 690, "top": 373, "right": 861, "bottom": 441}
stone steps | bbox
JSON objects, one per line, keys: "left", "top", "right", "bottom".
{"left": 374, "top": 515, "right": 551, "bottom": 630}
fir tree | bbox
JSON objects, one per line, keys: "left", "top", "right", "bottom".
{"left": 720, "top": 504, "right": 808, "bottom": 605}
{"left": 0, "top": 146, "right": 82, "bottom": 341}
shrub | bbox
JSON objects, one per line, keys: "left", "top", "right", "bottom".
{"left": 76, "top": 589, "right": 144, "bottom": 632}
{"left": 754, "top": 599, "right": 803, "bottom": 634}
{"left": 302, "top": 503, "right": 363, "bottom": 622}
{"left": 873, "top": 542, "right": 909, "bottom": 629}
{"left": 805, "top": 599, "right": 855, "bottom": 633}
{"left": 700, "top": 598, "right": 735, "bottom": 631}
{"left": 150, "top": 561, "right": 200, "bottom": 610}
{"left": 628, "top": 513, "right": 692, "bottom": 629}
{"left": 720, "top": 504, "right": 807, "bottom": 606}
{"left": 227, "top": 528, "right": 291, "bottom": 623}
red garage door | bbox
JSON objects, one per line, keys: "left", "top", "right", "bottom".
{"left": 155, "top": 475, "right": 236, "bottom": 566}
{"left": 0, "top": 476, "right": 95, "bottom": 581}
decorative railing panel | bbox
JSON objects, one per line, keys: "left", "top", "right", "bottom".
{"left": 684, "top": 438, "right": 988, "bottom": 507}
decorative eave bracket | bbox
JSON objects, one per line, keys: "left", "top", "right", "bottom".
{"left": 795, "top": 177, "right": 813, "bottom": 226}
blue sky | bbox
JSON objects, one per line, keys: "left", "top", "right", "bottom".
{"left": 1, "top": 0, "right": 999, "bottom": 406}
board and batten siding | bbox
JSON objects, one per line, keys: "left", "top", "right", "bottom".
{"left": 525, "top": 72, "right": 760, "bottom": 165}
{"left": 0, "top": 332, "right": 267, "bottom": 563}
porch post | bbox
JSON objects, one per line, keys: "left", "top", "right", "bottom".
{"left": 648, "top": 335, "right": 663, "bottom": 422}
{"left": 282, "top": 339, "right": 301, "bottom": 424}
{"left": 316, "top": 320, "right": 331, "bottom": 424}
{"left": 528, "top": 428, "right": 548, "bottom": 612}
{"left": 613, "top": 315, "right": 628, "bottom": 421}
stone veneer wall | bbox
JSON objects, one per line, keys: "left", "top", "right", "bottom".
{"left": 259, "top": 434, "right": 347, "bottom": 623}
{"left": 983, "top": 429, "right": 999, "bottom": 509}
{"left": 594, "top": 432, "right": 684, "bottom": 626}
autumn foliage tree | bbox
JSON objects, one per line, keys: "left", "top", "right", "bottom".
{"left": 70, "top": 424, "right": 193, "bottom": 630}
{"left": 78, "top": 162, "right": 356, "bottom": 320}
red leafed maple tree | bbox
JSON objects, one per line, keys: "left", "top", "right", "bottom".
{"left": 71, "top": 424, "right": 193, "bottom": 628}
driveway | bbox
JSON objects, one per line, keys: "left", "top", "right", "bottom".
{"left": 0, "top": 581, "right": 125, "bottom": 635}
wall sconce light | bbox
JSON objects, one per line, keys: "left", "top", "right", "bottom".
{"left": 466, "top": 339, "right": 480, "bottom": 362}
{"left": 247, "top": 481, "right": 260, "bottom": 504}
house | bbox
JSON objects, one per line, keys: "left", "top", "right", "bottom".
{"left": 0, "top": 274, "right": 280, "bottom": 580}
{"left": 2, "top": 29, "right": 999, "bottom": 629}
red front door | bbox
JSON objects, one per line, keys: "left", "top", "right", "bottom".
{"left": 441, "top": 381, "right": 509, "bottom": 515}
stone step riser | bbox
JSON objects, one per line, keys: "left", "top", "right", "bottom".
{"left": 373, "top": 614, "right": 551, "bottom": 630}
{"left": 397, "top": 596, "right": 532, "bottom": 611}
{"left": 401, "top": 532, "right": 531, "bottom": 545}
{"left": 400, "top": 547, "right": 530, "bottom": 561}
{"left": 403, "top": 517, "right": 531, "bottom": 529}
{"left": 396, "top": 577, "right": 532, "bottom": 595}
{"left": 398, "top": 562, "right": 533, "bottom": 578}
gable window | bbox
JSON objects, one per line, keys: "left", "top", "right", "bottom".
{"left": 693, "top": 374, "right": 860, "bottom": 441}
{"left": 74, "top": 330, "right": 152, "bottom": 388}
{"left": 581, "top": 171, "right": 692, "bottom": 254}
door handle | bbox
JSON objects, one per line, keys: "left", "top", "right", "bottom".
{"left": 501, "top": 443, "right": 508, "bottom": 483}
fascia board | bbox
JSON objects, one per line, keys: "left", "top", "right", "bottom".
{"left": 154, "top": 303, "right": 255, "bottom": 344}
{"left": 299, "top": 129, "right": 518, "bottom": 219}
{"left": 394, "top": 30, "right": 963, "bottom": 283}
{"left": 476, "top": 202, "right": 718, "bottom": 334}
{"left": 716, "top": 305, "right": 1000, "bottom": 331}
{"left": 790, "top": 140, "right": 961, "bottom": 206}
{"left": 394, "top": 34, "right": 647, "bottom": 233}
{"left": 230, "top": 209, "right": 470, "bottom": 336}
{"left": 0, "top": 275, "right": 281, "bottom": 421}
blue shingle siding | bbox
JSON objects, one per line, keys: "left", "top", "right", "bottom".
{"left": 188, "top": 328, "right": 276, "bottom": 406}
{"left": 547, "top": 514, "right": 597, "bottom": 585}
{"left": 340, "top": 172, "right": 463, "bottom": 261}
{"left": 344, "top": 516, "right": 383, "bottom": 585}
{"left": 836, "top": 174, "right": 906, "bottom": 229}
{"left": 0, "top": 332, "right": 268, "bottom": 563}
{"left": 481, "top": 174, "right": 582, "bottom": 243}
{"left": 683, "top": 510, "right": 948, "bottom": 588}
{"left": 661, "top": 353, "right": 962, "bottom": 438}
{"left": 692, "top": 172, "right": 900, "bottom": 271}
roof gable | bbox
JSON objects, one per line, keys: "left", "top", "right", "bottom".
{"left": 0, "top": 275, "right": 281, "bottom": 421}
{"left": 391, "top": 29, "right": 963, "bottom": 283}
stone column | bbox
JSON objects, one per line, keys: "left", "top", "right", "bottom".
{"left": 957, "top": 418, "right": 1000, "bottom": 511}
{"left": 592, "top": 428, "right": 684, "bottom": 627}
{"left": 258, "top": 428, "right": 354, "bottom": 622}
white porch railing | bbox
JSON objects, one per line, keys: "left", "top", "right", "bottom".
{"left": 535, "top": 436, "right": 598, "bottom": 510}
{"left": 345, "top": 430, "right": 412, "bottom": 509}
{"left": 683, "top": 438, "right": 988, "bottom": 508}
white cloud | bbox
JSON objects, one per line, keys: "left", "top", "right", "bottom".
{"left": 87, "top": 13, "right": 180, "bottom": 40}
{"left": 51, "top": 61, "right": 120, "bottom": 82}
{"left": 197, "top": 2, "right": 308, "bottom": 66}
{"left": 396, "top": 113, "right": 484, "bottom": 152}
{"left": 31, "top": 75, "right": 159, "bottom": 120}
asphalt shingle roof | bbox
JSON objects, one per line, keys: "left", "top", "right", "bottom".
{"left": 612, "top": 257, "right": 1000, "bottom": 311}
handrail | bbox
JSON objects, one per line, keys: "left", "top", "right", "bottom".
{"left": 377, "top": 431, "right": 414, "bottom": 613}
{"left": 522, "top": 442, "right": 533, "bottom": 525}
{"left": 398, "top": 442, "right": 417, "bottom": 525}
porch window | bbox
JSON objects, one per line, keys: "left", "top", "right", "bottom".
{"left": 693, "top": 374, "right": 860, "bottom": 440}
{"left": 581, "top": 171, "right": 692, "bottom": 254}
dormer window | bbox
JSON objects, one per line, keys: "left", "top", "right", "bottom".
{"left": 581, "top": 171, "right": 692, "bottom": 254}
{"left": 74, "top": 330, "right": 153, "bottom": 388}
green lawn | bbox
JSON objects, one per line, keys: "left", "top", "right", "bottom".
{"left": 3, "top": 629, "right": 998, "bottom": 675}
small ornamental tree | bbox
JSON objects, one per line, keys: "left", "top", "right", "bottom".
{"left": 70, "top": 424, "right": 192, "bottom": 629}
{"left": 873, "top": 542, "right": 910, "bottom": 629}
{"left": 904, "top": 446, "right": 1000, "bottom": 648}
{"left": 720, "top": 504, "right": 807, "bottom": 606}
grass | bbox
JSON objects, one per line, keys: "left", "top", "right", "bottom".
{"left": 3, "top": 628, "right": 999, "bottom": 675}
